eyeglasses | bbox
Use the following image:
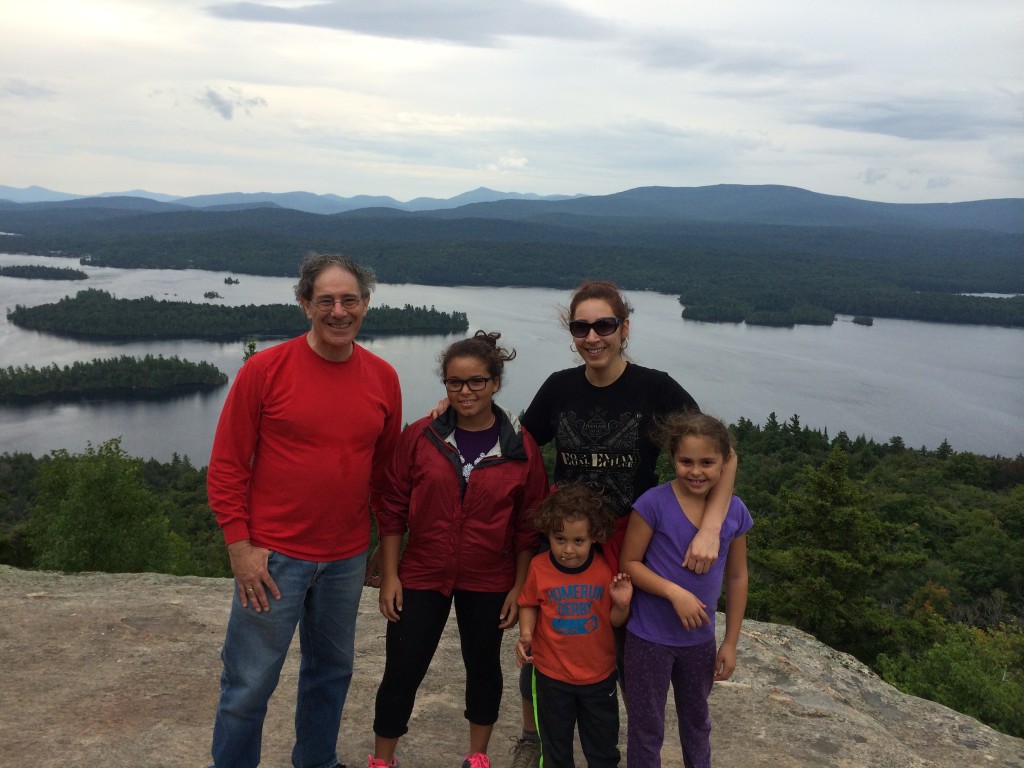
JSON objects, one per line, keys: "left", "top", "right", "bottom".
{"left": 568, "top": 316, "right": 623, "bottom": 338}
{"left": 442, "top": 376, "right": 495, "bottom": 392}
{"left": 312, "top": 295, "right": 363, "bottom": 311}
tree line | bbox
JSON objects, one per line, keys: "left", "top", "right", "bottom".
{"left": 0, "top": 416, "right": 1020, "bottom": 735}
{"left": 5, "top": 288, "right": 469, "bottom": 340}
{"left": 0, "top": 264, "right": 89, "bottom": 280}
{"left": 0, "top": 354, "right": 227, "bottom": 402}
{"left": 3, "top": 203, "right": 1021, "bottom": 327}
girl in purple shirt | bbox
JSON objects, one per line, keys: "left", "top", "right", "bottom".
{"left": 619, "top": 412, "right": 752, "bottom": 768}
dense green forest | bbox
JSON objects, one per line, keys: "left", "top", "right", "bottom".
{"left": 0, "top": 354, "right": 226, "bottom": 402}
{"left": 0, "top": 264, "right": 88, "bottom": 280}
{"left": 5, "top": 288, "right": 469, "bottom": 340}
{"left": 0, "top": 417, "right": 1020, "bottom": 735}
{"left": 71, "top": 236, "right": 1024, "bottom": 328}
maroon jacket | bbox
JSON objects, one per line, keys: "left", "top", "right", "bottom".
{"left": 377, "top": 406, "right": 549, "bottom": 595}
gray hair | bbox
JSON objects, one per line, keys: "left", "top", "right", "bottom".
{"left": 294, "top": 252, "right": 376, "bottom": 301}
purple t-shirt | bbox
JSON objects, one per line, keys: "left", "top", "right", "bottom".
{"left": 454, "top": 423, "right": 500, "bottom": 478}
{"left": 626, "top": 482, "right": 753, "bottom": 647}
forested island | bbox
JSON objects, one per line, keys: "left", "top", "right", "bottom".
{"left": 0, "top": 355, "right": 227, "bottom": 402}
{"left": 0, "top": 264, "right": 88, "bottom": 280}
{"left": 5, "top": 288, "right": 469, "bottom": 340}
{"left": 0, "top": 415, "right": 1020, "bottom": 736}
{"left": 1, "top": 185, "right": 1020, "bottom": 328}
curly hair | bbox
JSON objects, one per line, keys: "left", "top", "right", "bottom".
{"left": 438, "top": 330, "right": 517, "bottom": 386}
{"left": 530, "top": 484, "right": 616, "bottom": 543}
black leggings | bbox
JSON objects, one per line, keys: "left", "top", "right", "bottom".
{"left": 373, "top": 588, "right": 507, "bottom": 738}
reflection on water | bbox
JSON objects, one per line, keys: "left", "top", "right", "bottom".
{"left": 1, "top": 253, "right": 1022, "bottom": 462}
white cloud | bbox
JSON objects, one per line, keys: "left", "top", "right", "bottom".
{"left": 481, "top": 153, "right": 530, "bottom": 173}
{"left": 0, "top": 0, "right": 1020, "bottom": 202}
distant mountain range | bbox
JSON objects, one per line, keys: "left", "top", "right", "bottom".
{"left": 1, "top": 182, "right": 1021, "bottom": 233}
{"left": 0, "top": 184, "right": 583, "bottom": 215}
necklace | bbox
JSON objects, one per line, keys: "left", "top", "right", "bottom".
{"left": 458, "top": 450, "right": 488, "bottom": 481}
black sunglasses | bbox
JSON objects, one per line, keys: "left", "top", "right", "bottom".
{"left": 568, "top": 316, "right": 623, "bottom": 338}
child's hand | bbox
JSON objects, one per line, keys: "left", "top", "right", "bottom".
{"left": 515, "top": 634, "right": 533, "bottom": 668}
{"left": 610, "top": 572, "right": 633, "bottom": 608}
{"left": 378, "top": 575, "right": 403, "bottom": 623}
{"left": 669, "top": 586, "right": 709, "bottom": 630}
{"left": 714, "top": 642, "right": 737, "bottom": 680}
{"left": 499, "top": 591, "right": 520, "bottom": 630}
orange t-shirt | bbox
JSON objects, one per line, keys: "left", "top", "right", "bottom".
{"left": 518, "top": 550, "right": 616, "bottom": 685}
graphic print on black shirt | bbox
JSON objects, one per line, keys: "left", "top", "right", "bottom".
{"left": 555, "top": 406, "right": 643, "bottom": 515}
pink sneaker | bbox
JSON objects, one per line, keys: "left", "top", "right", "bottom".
{"left": 367, "top": 755, "right": 398, "bottom": 768}
{"left": 462, "top": 754, "right": 490, "bottom": 768}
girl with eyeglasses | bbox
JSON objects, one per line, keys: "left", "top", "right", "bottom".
{"left": 370, "top": 330, "right": 549, "bottom": 768}
{"left": 508, "top": 280, "right": 737, "bottom": 768}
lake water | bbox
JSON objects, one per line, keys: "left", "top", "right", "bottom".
{"left": 1, "top": 253, "right": 1021, "bottom": 463}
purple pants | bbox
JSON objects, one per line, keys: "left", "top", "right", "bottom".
{"left": 623, "top": 632, "right": 716, "bottom": 768}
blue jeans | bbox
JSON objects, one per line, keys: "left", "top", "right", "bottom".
{"left": 211, "top": 550, "right": 366, "bottom": 768}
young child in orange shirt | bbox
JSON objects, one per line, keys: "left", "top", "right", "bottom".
{"left": 516, "top": 484, "right": 633, "bottom": 767}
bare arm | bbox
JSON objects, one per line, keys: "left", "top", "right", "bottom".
{"left": 377, "top": 534, "right": 404, "bottom": 622}
{"left": 500, "top": 548, "right": 533, "bottom": 629}
{"left": 620, "top": 511, "right": 709, "bottom": 630}
{"left": 516, "top": 605, "right": 539, "bottom": 667}
{"left": 715, "top": 535, "right": 749, "bottom": 681}
{"left": 683, "top": 449, "right": 737, "bottom": 574}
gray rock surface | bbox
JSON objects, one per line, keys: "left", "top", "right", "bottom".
{"left": 0, "top": 566, "right": 1020, "bottom": 768}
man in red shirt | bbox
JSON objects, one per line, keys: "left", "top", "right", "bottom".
{"left": 208, "top": 252, "right": 402, "bottom": 768}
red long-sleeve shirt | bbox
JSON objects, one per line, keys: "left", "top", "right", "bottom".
{"left": 208, "top": 336, "right": 402, "bottom": 561}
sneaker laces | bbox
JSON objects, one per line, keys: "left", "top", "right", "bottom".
{"left": 507, "top": 735, "right": 540, "bottom": 768}
{"left": 463, "top": 753, "right": 490, "bottom": 768}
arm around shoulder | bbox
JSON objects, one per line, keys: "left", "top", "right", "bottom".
{"left": 683, "top": 449, "right": 737, "bottom": 574}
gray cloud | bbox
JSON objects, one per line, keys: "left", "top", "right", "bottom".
{"left": 196, "top": 87, "right": 268, "bottom": 120}
{"left": 206, "top": 0, "right": 611, "bottom": 46}
{"left": 801, "top": 95, "right": 1017, "bottom": 141}
{"left": 861, "top": 168, "right": 889, "bottom": 185}
{"left": 3, "top": 78, "right": 58, "bottom": 100}
{"left": 627, "top": 31, "right": 846, "bottom": 79}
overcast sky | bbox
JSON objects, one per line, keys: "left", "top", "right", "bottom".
{"left": 3, "top": 0, "right": 1022, "bottom": 203}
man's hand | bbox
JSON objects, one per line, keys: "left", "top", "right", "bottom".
{"left": 228, "top": 540, "right": 281, "bottom": 612}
